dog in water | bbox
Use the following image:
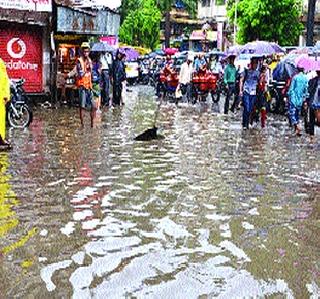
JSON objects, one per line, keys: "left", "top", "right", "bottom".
{"left": 135, "top": 126, "right": 163, "bottom": 141}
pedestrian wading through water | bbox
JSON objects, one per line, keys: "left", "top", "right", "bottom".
{"left": 135, "top": 105, "right": 164, "bottom": 141}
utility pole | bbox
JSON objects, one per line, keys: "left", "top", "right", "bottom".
{"left": 306, "top": 0, "right": 316, "bottom": 46}
{"left": 234, "top": 0, "right": 238, "bottom": 44}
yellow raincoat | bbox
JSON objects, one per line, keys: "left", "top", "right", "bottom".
{"left": 0, "top": 58, "right": 10, "bottom": 141}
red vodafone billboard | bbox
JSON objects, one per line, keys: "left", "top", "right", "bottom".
{"left": 0, "top": 27, "right": 43, "bottom": 93}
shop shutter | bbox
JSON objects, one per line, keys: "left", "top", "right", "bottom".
{"left": 0, "top": 27, "right": 43, "bottom": 93}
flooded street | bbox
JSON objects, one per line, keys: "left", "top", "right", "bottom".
{"left": 0, "top": 86, "right": 319, "bottom": 298}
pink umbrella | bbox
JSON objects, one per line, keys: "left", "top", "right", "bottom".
{"left": 164, "top": 48, "right": 178, "bottom": 56}
{"left": 295, "top": 55, "right": 320, "bottom": 71}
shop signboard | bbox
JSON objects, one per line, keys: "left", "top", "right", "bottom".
{"left": 0, "top": 27, "right": 43, "bottom": 92}
{"left": 0, "top": 0, "right": 52, "bottom": 12}
{"left": 57, "top": 6, "right": 120, "bottom": 36}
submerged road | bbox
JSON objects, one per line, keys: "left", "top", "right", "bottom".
{"left": 0, "top": 86, "right": 319, "bottom": 298}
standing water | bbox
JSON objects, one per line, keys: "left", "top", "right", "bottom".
{"left": 0, "top": 87, "right": 319, "bottom": 298}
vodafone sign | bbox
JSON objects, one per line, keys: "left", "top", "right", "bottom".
{"left": 7, "top": 38, "right": 27, "bottom": 59}
{"left": 0, "top": 28, "right": 43, "bottom": 92}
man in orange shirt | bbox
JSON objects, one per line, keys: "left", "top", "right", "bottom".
{"left": 76, "top": 42, "right": 96, "bottom": 127}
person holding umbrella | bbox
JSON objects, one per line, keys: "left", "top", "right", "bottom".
{"left": 288, "top": 64, "right": 308, "bottom": 136}
{"left": 239, "top": 56, "right": 261, "bottom": 130}
{"left": 112, "top": 49, "right": 126, "bottom": 106}
{"left": 305, "top": 65, "right": 320, "bottom": 140}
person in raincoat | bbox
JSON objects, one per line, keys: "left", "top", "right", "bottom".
{"left": 288, "top": 66, "right": 309, "bottom": 136}
{"left": 0, "top": 58, "right": 11, "bottom": 147}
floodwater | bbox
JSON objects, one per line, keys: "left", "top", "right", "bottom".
{"left": 0, "top": 87, "right": 319, "bottom": 298}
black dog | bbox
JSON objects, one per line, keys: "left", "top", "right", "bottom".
{"left": 135, "top": 126, "right": 160, "bottom": 141}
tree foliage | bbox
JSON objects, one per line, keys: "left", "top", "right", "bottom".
{"left": 227, "top": 0, "right": 304, "bottom": 45}
{"left": 119, "top": 0, "right": 161, "bottom": 50}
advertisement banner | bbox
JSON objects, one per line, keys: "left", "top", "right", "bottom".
{"left": 100, "top": 36, "right": 118, "bottom": 48}
{"left": 0, "top": 0, "right": 52, "bottom": 12}
{"left": 0, "top": 27, "right": 43, "bottom": 92}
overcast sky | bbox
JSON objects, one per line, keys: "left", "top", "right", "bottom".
{"left": 74, "top": 0, "right": 122, "bottom": 10}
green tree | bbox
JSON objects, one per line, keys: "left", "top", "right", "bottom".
{"left": 227, "top": 0, "right": 304, "bottom": 45}
{"left": 119, "top": 0, "right": 162, "bottom": 50}
{"left": 157, "top": 0, "right": 197, "bottom": 48}
{"left": 119, "top": 0, "right": 142, "bottom": 23}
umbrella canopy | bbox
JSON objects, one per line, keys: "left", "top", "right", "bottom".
{"left": 91, "top": 42, "right": 114, "bottom": 53}
{"left": 270, "top": 42, "right": 285, "bottom": 53}
{"left": 164, "top": 48, "right": 179, "bottom": 56}
{"left": 272, "top": 61, "right": 297, "bottom": 81}
{"left": 226, "top": 45, "right": 242, "bottom": 56}
{"left": 120, "top": 47, "right": 139, "bottom": 61}
{"left": 208, "top": 50, "right": 225, "bottom": 56}
{"left": 295, "top": 55, "right": 320, "bottom": 71}
{"left": 240, "top": 41, "right": 276, "bottom": 56}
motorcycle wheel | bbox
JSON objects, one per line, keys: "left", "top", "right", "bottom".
{"left": 8, "top": 104, "right": 33, "bottom": 128}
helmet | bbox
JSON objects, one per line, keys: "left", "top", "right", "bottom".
{"left": 81, "top": 42, "right": 90, "bottom": 49}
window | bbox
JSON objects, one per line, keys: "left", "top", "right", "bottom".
{"left": 216, "top": 0, "right": 225, "bottom": 5}
{"left": 202, "top": 0, "right": 210, "bottom": 7}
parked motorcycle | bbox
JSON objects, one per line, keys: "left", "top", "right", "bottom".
{"left": 7, "top": 79, "right": 33, "bottom": 128}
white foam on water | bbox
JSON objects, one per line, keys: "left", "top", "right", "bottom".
{"left": 71, "top": 187, "right": 97, "bottom": 204}
{"left": 98, "top": 176, "right": 119, "bottom": 180}
{"left": 242, "top": 222, "right": 254, "bottom": 230}
{"left": 306, "top": 281, "right": 320, "bottom": 298}
{"left": 155, "top": 217, "right": 191, "bottom": 239}
{"left": 203, "top": 204, "right": 217, "bottom": 210}
{"left": 84, "top": 236, "right": 141, "bottom": 255}
{"left": 219, "top": 240, "right": 251, "bottom": 262}
{"left": 39, "top": 229, "right": 48, "bottom": 237}
{"left": 40, "top": 260, "right": 72, "bottom": 292}
{"left": 271, "top": 206, "right": 283, "bottom": 210}
{"left": 60, "top": 221, "right": 75, "bottom": 236}
{"left": 206, "top": 214, "right": 231, "bottom": 221}
{"left": 220, "top": 223, "right": 232, "bottom": 238}
{"left": 95, "top": 182, "right": 113, "bottom": 187}
{"left": 47, "top": 179, "right": 66, "bottom": 187}
{"left": 248, "top": 208, "right": 260, "bottom": 216}
{"left": 71, "top": 251, "right": 86, "bottom": 265}
{"left": 82, "top": 219, "right": 100, "bottom": 230}
{"left": 73, "top": 210, "right": 93, "bottom": 221}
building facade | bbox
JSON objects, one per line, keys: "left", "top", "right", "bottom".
{"left": 197, "top": 0, "right": 229, "bottom": 50}
{"left": 0, "top": 0, "right": 52, "bottom": 95}
{"left": 300, "top": 0, "right": 320, "bottom": 46}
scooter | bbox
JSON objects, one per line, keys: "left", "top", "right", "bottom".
{"left": 7, "top": 79, "right": 33, "bottom": 128}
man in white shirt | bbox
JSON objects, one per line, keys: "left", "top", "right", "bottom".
{"left": 179, "top": 55, "right": 194, "bottom": 102}
{"left": 100, "top": 51, "right": 113, "bottom": 106}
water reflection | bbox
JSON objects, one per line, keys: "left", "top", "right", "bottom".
{"left": 0, "top": 87, "right": 319, "bottom": 298}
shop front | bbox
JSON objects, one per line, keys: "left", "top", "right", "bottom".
{"left": 0, "top": 2, "right": 52, "bottom": 95}
{"left": 54, "top": 4, "right": 120, "bottom": 103}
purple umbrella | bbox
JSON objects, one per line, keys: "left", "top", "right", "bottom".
{"left": 270, "top": 42, "right": 285, "bottom": 53}
{"left": 240, "top": 41, "right": 276, "bottom": 56}
{"left": 226, "top": 45, "right": 242, "bottom": 56}
{"left": 120, "top": 47, "right": 139, "bottom": 61}
{"left": 295, "top": 55, "right": 320, "bottom": 71}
